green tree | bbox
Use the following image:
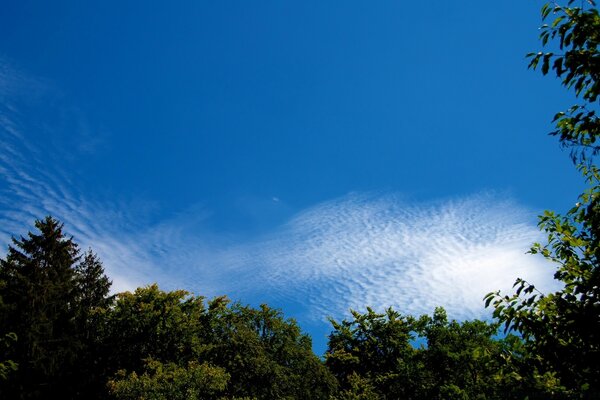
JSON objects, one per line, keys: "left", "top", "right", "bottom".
{"left": 326, "top": 307, "right": 422, "bottom": 399}
{"left": 485, "top": 1, "right": 600, "bottom": 397}
{"left": 102, "top": 285, "right": 336, "bottom": 400}
{"left": 75, "top": 249, "right": 113, "bottom": 319}
{"left": 416, "top": 308, "right": 529, "bottom": 400}
{"left": 332, "top": 372, "right": 379, "bottom": 400}
{"left": 0, "top": 217, "right": 113, "bottom": 399}
{"left": 527, "top": 0, "right": 600, "bottom": 162}
{"left": 72, "top": 249, "right": 114, "bottom": 399}
{"left": 0, "top": 217, "right": 81, "bottom": 398}
{"left": 0, "top": 332, "right": 17, "bottom": 381}
{"left": 200, "top": 301, "right": 337, "bottom": 400}
{"left": 107, "top": 359, "right": 230, "bottom": 400}
{"left": 0, "top": 278, "right": 17, "bottom": 381}
{"left": 327, "top": 307, "right": 530, "bottom": 400}
{"left": 101, "top": 284, "right": 206, "bottom": 376}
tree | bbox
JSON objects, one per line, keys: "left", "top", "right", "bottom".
{"left": 527, "top": 0, "right": 600, "bottom": 162}
{"left": 415, "top": 308, "right": 537, "bottom": 400}
{"left": 0, "top": 217, "right": 81, "bottom": 398}
{"left": 416, "top": 308, "right": 498, "bottom": 399}
{"left": 326, "top": 307, "right": 420, "bottom": 399}
{"left": 0, "top": 277, "right": 17, "bottom": 381}
{"left": 102, "top": 284, "right": 337, "bottom": 400}
{"left": 100, "top": 284, "right": 207, "bottom": 377}
{"left": 485, "top": 1, "right": 600, "bottom": 397}
{"left": 200, "top": 301, "right": 337, "bottom": 400}
{"left": 72, "top": 249, "right": 114, "bottom": 399}
{"left": 326, "top": 307, "right": 517, "bottom": 399}
{"left": 75, "top": 249, "right": 113, "bottom": 319}
{"left": 0, "top": 217, "right": 113, "bottom": 399}
{"left": 0, "top": 332, "right": 17, "bottom": 381}
{"left": 107, "top": 359, "right": 230, "bottom": 400}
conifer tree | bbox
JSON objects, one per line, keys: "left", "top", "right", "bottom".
{"left": 0, "top": 217, "right": 112, "bottom": 399}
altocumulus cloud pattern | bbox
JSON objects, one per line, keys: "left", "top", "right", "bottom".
{"left": 248, "top": 194, "right": 558, "bottom": 321}
{"left": 0, "top": 61, "right": 558, "bottom": 323}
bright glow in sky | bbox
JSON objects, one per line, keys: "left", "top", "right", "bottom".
{"left": 0, "top": 1, "right": 581, "bottom": 352}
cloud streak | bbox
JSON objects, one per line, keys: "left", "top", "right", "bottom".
{"left": 0, "top": 61, "right": 559, "bottom": 327}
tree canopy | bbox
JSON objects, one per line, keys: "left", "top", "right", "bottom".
{"left": 0, "top": 218, "right": 337, "bottom": 399}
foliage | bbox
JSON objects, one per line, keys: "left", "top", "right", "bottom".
{"left": 332, "top": 372, "right": 379, "bottom": 400}
{"left": 102, "top": 284, "right": 337, "bottom": 400}
{"left": 416, "top": 308, "right": 504, "bottom": 399}
{"left": 0, "top": 278, "right": 17, "bottom": 381}
{"left": 107, "top": 359, "right": 229, "bottom": 400}
{"left": 0, "top": 216, "right": 112, "bottom": 399}
{"left": 73, "top": 249, "right": 114, "bottom": 398}
{"left": 200, "top": 301, "right": 337, "bottom": 400}
{"left": 485, "top": 1, "right": 600, "bottom": 397}
{"left": 75, "top": 249, "right": 113, "bottom": 318}
{"left": 485, "top": 166, "right": 600, "bottom": 396}
{"left": 0, "top": 332, "right": 17, "bottom": 381}
{"left": 0, "top": 218, "right": 336, "bottom": 399}
{"left": 527, "top": 0, "right": 600, "bottom": 162}
{"left": 326, "top": 307, "right": 419, "bottom": 399}
{"left": 101, "top": 284, "right": 206, "bottom": 375}
{"left": 326, "top": 307, "right": 517, "bottom": 399}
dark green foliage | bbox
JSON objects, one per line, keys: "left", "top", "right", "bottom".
{"left": 326, "top": 307, "right": 519, "bottom": 400}
{"left": 199, "top": 301, "right": 337, "bottom": 400}
{"left": 0, "top": 333, "right": 17, "bottom": 380}
{"left": 485, "top": 166, "right": 600, "bottom": 397}
{"left": 107, "top": 359, "right": 230, "bottom": 400}
{"left": 416, "top": 308, "right": 502, "bottom": 399}
{"left": 485, "top": 1, "right": 600, "bottom": 397}
{"left": 0, "top": 278, "right": 18, "bottom": 381}
{"left": 527, "top": 0, "right": 600, "bottom": 161}
{"left": 326, "top": 307, "right": 419, "bottom": 399}
{"left": 102, "top": 285, "right": 337, "bottom": 400}
{"left": 75, "top": 249, "right": 113, "bottom": 317}
{"left": 0, "top": 218, "right": 336, "bottom": 399}
{"left": 0, "top": 217, "right": 82, "bottom": 398}
{"left": 71, "top": 250, "right": 114, "bottom": 397}
{"left": 0, "top": 217, "right": 113, "bottom": 399}
{"left": 101, "top": 285, "right": 205, "bottom": 375}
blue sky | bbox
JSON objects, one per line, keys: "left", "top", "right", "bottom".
{"left": 0, "top": 1, "right": 583, "bottom": 352}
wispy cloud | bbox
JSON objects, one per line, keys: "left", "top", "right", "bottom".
{"left": 0, "top": 61, "right": 560, "bottom": 326}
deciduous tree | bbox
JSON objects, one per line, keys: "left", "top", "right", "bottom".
{"left": 108, "top": 359, "right": 230, "bottom": 400}
{"left": 485, "top": 1, "right": 600, "bottom": 397}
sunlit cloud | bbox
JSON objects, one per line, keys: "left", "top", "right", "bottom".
{"left": 246, "top": 194, "right": 558, "bottom": 321}
{"left": 0, "top": 61, "right": 560, "bottom": 325}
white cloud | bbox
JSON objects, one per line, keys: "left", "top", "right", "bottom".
{"left": 0, "top": 61, "right": 561, "bottom": 325}
{"left": 242, "top": 193, "right": 558, "bottom": 322}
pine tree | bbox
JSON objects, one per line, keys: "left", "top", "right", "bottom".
{"left": 72, "top": 249, "right": 114, "bottom": 399}
{"left": 75, "top": 249, "right": 112, "bottom": 331}
{"left": 0, "top": 217, "right": 112, "bottom": 399}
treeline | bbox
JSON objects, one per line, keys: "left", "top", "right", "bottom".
{"left": 0, "top": 218, "right": 535, "bottom": 400}
{"left": 0, "top": 218, "right": 483, "bottom": 399}
{"left": 0, "top": 214, "right": 594, "bottom": 400}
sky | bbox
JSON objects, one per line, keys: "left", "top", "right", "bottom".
{"left": 0, "top": 1, "right": 584, "bottom": 353}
